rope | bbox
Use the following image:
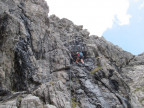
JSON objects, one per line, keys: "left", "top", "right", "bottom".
{"left": 69, "top": 68, "right": 72, "bottom": 108}
{"left": 68, "top": 35, "right": 72, "bottom": 108}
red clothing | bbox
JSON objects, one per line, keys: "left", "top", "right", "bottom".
{"left": 77, "top": 53, "right": 80, "bottom": 57}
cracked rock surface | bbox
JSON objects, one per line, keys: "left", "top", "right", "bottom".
{"left": 0, "top": 0, "right": 144, "bottom": 108}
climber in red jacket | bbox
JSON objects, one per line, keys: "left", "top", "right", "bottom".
{"left": 75, "top": 52, "right": 84, "bottom": 64}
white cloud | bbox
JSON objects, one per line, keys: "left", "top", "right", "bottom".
{"left": 45, "top": 0, "right": 131, "bottom": 36}
{"left": 133, "top": 0, "right": 139, "bottom": 2}
{"left": 139, "top": 2, "right": 144, "bottom": 9}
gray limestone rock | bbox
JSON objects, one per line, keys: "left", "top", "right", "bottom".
{"left": 20, "top": 94, "right": 43, "bottom": 108}
{"left": 122, "top": 54, "right": 144, "bottom": 108}
{"left": 0, "top": 0, "right": 144, "bottom": 108}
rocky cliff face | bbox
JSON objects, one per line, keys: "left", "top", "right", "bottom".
{"left": 121, "top": 53, "right": 144, "bottom": 108}
{"left": 0, "top": 0, "right": 144, "bottom": 108}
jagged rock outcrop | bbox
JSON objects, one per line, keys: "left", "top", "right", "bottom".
{"left": 48, "top": 15, "right": 134, "bottom": 108}
{"left": 122, "top": 53, "right": 144, "bottom": 107}
{"left": 0, "top": 0, "right": 144, "bottom": 108}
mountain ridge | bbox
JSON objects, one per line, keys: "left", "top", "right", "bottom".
{"left": 0, "top": 0, "right": 144, "bottom": 108}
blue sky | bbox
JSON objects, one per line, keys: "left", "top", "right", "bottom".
{"left": 46, "top": 0, "right": 144, "bottom": 55}
{"left": 103, "top": 0, "right": 144, "bottom": 55}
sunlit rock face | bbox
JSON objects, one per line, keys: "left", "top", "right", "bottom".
{"left": 121, "top": 53, "right": 144, "bottom": 108}
{"left": 0, "top": 0, "right": 144, "bottom": 108}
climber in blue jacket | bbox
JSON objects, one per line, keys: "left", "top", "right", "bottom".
{"left": 75, "top": 52, "right": 84, "bottom": 64}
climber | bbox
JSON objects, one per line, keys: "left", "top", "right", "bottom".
{"left": 75, "top": 52, "right": 84, "bottom": 64}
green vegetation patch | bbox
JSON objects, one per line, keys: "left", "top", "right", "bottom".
{"left": 72, "top": 97, "right": 79, "bottom": 108}
{"left": 90, "top": 66, "right": 102, "bottom": 74}
{"left": 140, "top": 97, "right": 144, "bottom": 104}
{"left": 49, "top": 81, "right": 54, "bottom": 86}
{"left": 133, "top": 86, "right": 144, "bottom": 93}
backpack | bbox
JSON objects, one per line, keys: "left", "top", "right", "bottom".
{"left": 79, "top": 52, "right": 83, "bottom": 57}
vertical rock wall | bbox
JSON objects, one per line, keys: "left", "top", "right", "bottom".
{"left": 0, "top": 0, "right": 49, "bottom": 92}
{"left": 0, "top": 0, "right": 144, "bottom": 108}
